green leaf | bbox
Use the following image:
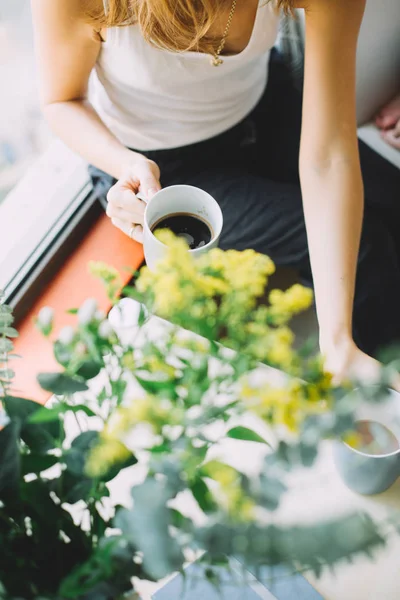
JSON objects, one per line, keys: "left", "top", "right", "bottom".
{"left": 0, "top": 368, "right": 15, "bottom": 380}
{"left": 195, "top": 514, "right": 385, "bottom": 575}
{"left": 150, "top": 441, "right": 171, "bottom": 454}
{"left": 66, "top": 308, "right": 79, "bottom": 315}
{"left": 27, "top": 400, "right": 95, "bottom": 426}
{"left": 79, "top": 329, "right": 102, "bottom": 363}
{"left": 65, "top": 432, "right": 136, "bottom": 483}
{"left": 226, "top": 426, "right": 270, "bottom": 445}
{"left": 116, "top": 478, "right": 184, "bottom": 580}
{"left": 76, "top": 360, "right": 102, "bottom": 380}
{"left": 138, "top": 303, "right": 148, "bottom": 326}
{"left": 53, "top": 340, "right": 72, "bottom": 367}
{"left": 21, "top": 453, "right": 59, "bottom": 476}
{"left": 2, "top": 327, "right": 18, "bottom": 338}
{"left": 71, "top": 430, "right": 99, "bottom": 451}
{"left": 0, "top": 338, "right": 13, "bottom": 353}
{"left": 64, "top": 479, "right": 94, "bottom": 504}
{"left": 258, "top": 473, "right": 287, "bottom": 511}
{"left": 37, "top": 372, "right": 88, "bottom": 395}
{"left": 122, "top": 287, "right": 144, "bottom": 303}
{"left": 136, "top": 375, "right": 177, "bottom": 399}
{"left": 102, "top": 452, "right": 138, "bottom": 482}
{"left": 67, "top": 404, "right": 97, "bottom": 418}
{"left": 169, "top": 508, "right": 194, "bottom": 534}
{"left": 299, "top": 442, "right": 318, "bottom": 468}
{"left": 110, "top": 378, "right": 127, "bottom": 405}
{"left": 59, "top": 536, "right": 139, "bottom": 599}
{"left": 190, "top": 478, "right": 217, "bottom": 514}
{"left": 0, "top": 423, "right": 20, "bottom": 503}
{"left": 0, "top": 312, "right": 14, "bottom": 327}
{"left": 28, "top": 404, "right": 65, "bottom": 424}
{"left": 3, "top": 396, "right": 61, "bottom": 452}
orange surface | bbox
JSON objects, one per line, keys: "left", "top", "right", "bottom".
{"left": 11, "top": 214, "right": 144, "bottom": 404}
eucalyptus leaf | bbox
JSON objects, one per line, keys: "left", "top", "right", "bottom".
{"left": 298, "top": 442, "right": 318, "bottom": 467}
{"left": 0, "top": 368, "right": 15, "bottom": 380}
{"left": 0, "top": 338, "right": 13, "bottom": 353}
{"left": 2, "top": 327, "right": 18, "bottom": 338}
{"left": 0, "top": 312, "right": 14, "bottom": 327}
{"left": 258, "top": 473, "right": 287, "bottom": 511}
{"left": 196, "top": 513, "right": 385, "bottom": 574}
{"left": 116, "top": 478, "right": 184, "bottom": 580}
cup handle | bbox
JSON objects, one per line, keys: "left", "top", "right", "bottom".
{"left": 136, "top": 193, "right": 148, "bottom": 205}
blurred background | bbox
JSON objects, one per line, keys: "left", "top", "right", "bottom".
{"left": 0, "top": 0, "right": 52, "bottom": 204}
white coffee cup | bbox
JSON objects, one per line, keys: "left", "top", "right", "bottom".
{"left": 143, "top": 185, "right": 223, "bottom": 271}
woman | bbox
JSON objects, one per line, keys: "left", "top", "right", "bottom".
{"left": 32, "top": 0, "right": 400, "bottom": 383}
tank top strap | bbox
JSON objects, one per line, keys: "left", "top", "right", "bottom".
{"left": 102, "top": 0, "right": 109, "bottom": 15}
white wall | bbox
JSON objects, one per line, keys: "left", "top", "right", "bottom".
{"left": 356, "top": 0, "right": 400, "bottom": 124}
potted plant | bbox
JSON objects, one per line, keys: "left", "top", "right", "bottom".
{"left": 0, "top": 235, "right": 397, "bottom": 598}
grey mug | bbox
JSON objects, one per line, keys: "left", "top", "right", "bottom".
{"left": 333, "top": 390, "right": 400, "bottom": 495}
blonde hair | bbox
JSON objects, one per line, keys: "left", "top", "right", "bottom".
{"left": 89, "top": 1, "right": 294, "bottom": 53}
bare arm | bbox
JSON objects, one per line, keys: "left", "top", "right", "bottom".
{"left": 31, "top": 0, "right": 161, "bottom": 240}
{"left": 297, "top": 0, "right": 366, "bottom": 358}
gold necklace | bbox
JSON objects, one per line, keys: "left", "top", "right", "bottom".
{"left": 211, "top": 0, "right": 238, "bottom": 66}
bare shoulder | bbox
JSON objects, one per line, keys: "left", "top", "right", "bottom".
{"left": 31, "top": 0, "right": 103, "bottom": 25}
{"left": 31, "top": 0, "right": 104, "bottom": 40}
{"left": 293, "top": 0, "right": 366, "bottom": 15}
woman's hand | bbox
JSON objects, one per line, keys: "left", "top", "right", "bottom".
{"left": 322, "top": 338, "right": 400, "bottom": 392}
{"left": 106, "top": 156, "right": 161, "bottom": 242}
{"left": 375, "top": 94, "right": 400, "bottom": 150}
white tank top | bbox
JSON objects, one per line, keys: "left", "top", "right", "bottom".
{"left": 90, "top": 2, "right": 279, "bottom": 151}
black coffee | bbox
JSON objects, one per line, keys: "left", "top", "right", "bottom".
{"left": 151, "top": 213, "right": 212, "bottom": 250}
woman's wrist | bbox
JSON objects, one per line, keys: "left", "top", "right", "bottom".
{"left": 319, "top": 327, "right": 354, "bottom": 357}
{"left": 111, "top": 147, "right": 146, "bottom": 180}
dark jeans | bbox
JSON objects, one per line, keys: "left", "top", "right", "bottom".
{"left": 90, "top": 50, "right": 400, "bottom": 357}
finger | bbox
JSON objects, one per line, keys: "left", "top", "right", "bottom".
{"left": 118, "top": 189, "right": 147, "bottom": 212}
{"left": 139, "top": 179, "right": 162, "bottom": 201}
{"left": 375, "top": 113, "right": 386, "bottom": 129}
{"left": 108, "top": 183, "right": 144, "bottom": 210}
{"left": 107, "top": 204, "right": 144, "bottom": 226}
{"left": 111, "top": 218, "right": 143, "bottom": 243}
{"left": 136, "top": 166, "right": 161, "bottom": 201}
{"left": 107, "top": 180, "right": 129, "bottom": 205}
{"left": 389, "top": 372, "right": 400, "bottom": 394}
{"left": 377, "top": 114, "right": 399, "bottom": 131}
{"left": 107, "top": 188, "right": 146, "bottom": 217}
{"left": 381, "top": 129, "right": 400, "bottom": 150}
